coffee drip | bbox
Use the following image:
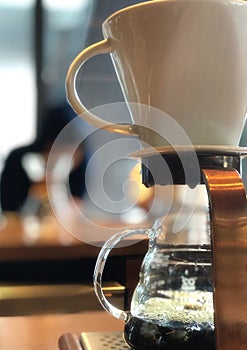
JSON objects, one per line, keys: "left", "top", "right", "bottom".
{"left": 66, "top": 0, "right": 247, "bottom": 349}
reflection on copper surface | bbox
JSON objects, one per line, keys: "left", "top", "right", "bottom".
{"left": 202, "top": 168, "right": 247, "bottom": 350}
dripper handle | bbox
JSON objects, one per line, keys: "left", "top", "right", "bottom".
{"left": 93, "top": 228, "right": 149, "bottom": 321}
{"left": 66, "top": 39, "right": 136, "bottom": 136}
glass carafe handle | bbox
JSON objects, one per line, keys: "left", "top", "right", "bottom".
{"left": 93, "top": 227, "right": 150, "bottom": 321}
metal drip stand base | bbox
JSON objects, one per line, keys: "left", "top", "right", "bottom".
{"left": 58, "top": 332, "right": 131, "bottom": 350}
{"left": 138, "top": 146, "right": 245, "bottom": 187}
{"left": 80, "top": 332, "right": 131, "bottom": 349}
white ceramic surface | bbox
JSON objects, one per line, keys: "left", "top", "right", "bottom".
{"left": 130, "top": 145, "right": 247, "bottom": 158}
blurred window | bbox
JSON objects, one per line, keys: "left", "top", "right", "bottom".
{"left": 0, "top": 0, "right": 145, "bottom": 169}
{"left": 0, "top": 0, "right": 36, "bottom": 160}
{"left": 42, "top": 0, "right": 95, "bottom": 107}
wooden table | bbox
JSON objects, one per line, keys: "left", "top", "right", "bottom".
{"left": 0, "top": 213, "right": 147, "bottom": 312}
{"left": 0, "top": 311, "right": 124, "bottom": 350}
{"left": 0, "top": 213, "right": 148, "bottom": 261}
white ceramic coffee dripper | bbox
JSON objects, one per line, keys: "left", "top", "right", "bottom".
{"left": 66, "top": 0, "right": 247, "bottom": 148}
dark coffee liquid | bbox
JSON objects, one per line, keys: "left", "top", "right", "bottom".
{"left": 124, "top": 316, "right": 215, "bottom": 350}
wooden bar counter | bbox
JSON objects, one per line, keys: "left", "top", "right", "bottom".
{"left": 0, "top": 212, "right": 146, "bottom": 349}
{"left": 0, "top": 213, "right": 147, "bottom": 261}
{"left": 0, "top": 212, "right": 147, "bottom": 308}
{"left": 0, "top": 311, "right": 124, "bottom": 350}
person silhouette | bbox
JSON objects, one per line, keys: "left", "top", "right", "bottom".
{"left": 0, "top": 103, "right": 87, "bottom": 213}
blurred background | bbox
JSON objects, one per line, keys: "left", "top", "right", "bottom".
{"left": 1, "top": 0, "right": 246, "bottom": 216}
{"left": 0, "top": 0, "right": 138, "bottom": 160}
{"left": 0, "top": 0, "right": 154, "bottom": 318}
{"left": 0, "top": 0, "right": 159, "bottom": 220}
{"left": 0, "top": 0, "right": 131, "bottom": 160}
{"left": 0, "top": 0, "right": 246, "bottom": 319}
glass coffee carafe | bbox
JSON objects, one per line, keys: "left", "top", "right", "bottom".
{"left": 94, "top": 193, "right": 214, "bottom": 349}
{"left": 127, "top": 242, "right": 214, "bottom": 349}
